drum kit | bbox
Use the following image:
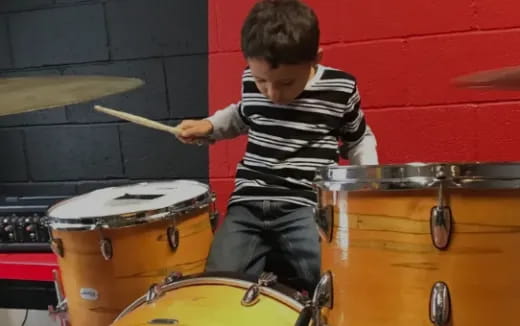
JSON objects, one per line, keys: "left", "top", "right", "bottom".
{"left": 1, "top": 65, "right": 520, "bottom": 326}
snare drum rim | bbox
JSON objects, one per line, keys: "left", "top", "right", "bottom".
{"left": 45, "top": 181, "right": 212, "bottom": 231}
{"left": 114, "top": 272, "right": 306, "bottom": 322}
{"left": 315, "top": 162, "right": 520, "bottom": 191}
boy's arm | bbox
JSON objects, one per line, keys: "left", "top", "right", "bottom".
{"left": 342, "top": 126, "right": 378, "bottom": 165}
{"left": 206, "top": 102, "right": 250, "bottom": 140}
{"left": 337, "top": 87, "right": 379, "bottom": 165}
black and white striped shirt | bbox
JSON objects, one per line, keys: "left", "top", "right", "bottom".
{"left": 208, "top": 64, "right": 378, "bottom": 207}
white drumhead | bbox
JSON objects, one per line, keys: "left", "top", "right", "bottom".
{"left": 48, "top": 180, "right": 209, "bottom": 220}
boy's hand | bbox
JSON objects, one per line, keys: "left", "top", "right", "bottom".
{"left": 176, "top": 119, "right": 214, "bottom": 144}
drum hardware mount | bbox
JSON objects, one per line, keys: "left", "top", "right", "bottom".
{"left": 430, "top": 167, "right": 453, "bottom": 251}
{"left": 48, "top": 269, "right": 70, "bottom": 326}
{"left": 430, "top": 281, "right": 451, "bottom": 326}
{"left": 241, "top": 272, "right": 278, "bottom": 307}
{"left": 210, "top": 192, "right": 219, "bottom": 232}
{"left": 295, "top": 271, "right": 333, "bottom": 326}
{"left": 292, "top": 290, "right": 311, "bottom": 304}
{"left": 48, "top": 300, "right": 69, "bottom": 326}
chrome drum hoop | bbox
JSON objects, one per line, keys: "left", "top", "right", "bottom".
{"left": 315, "top": 162, "right": 520, "bottom": 191}
{"left": 46, "top": 181, "right": 212, "bottom": 231}
{"left": 114, "top": 273, "right": 306, "bottom": 322}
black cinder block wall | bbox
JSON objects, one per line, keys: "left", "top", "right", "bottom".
{"left": 0, "top": 0, "right": 208, "bottom": 198}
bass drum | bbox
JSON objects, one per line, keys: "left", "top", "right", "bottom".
{"left": 111, "top": 272, "right": 308, "bottom": 326}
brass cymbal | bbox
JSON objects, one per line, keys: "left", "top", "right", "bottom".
{"left": 452, "top": 65, "right": 520, "bottom": 90}
{"left": 0, "top": 75, "right": 144, "bottom": 117}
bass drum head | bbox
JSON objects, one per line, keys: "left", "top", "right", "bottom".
{"left": 111, "top": 273, "right": 306, "bottom": 326}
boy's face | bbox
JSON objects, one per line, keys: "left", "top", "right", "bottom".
{"left": 247, "top": 58, "right": 316, "bottom": 105}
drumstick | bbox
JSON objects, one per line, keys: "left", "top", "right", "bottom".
{"left": 94, "top": 105, "right": 181, "bottom": 136}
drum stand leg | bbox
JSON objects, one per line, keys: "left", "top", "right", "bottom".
{"left": 48, "top": 269, "right": 70, "bottom": 326}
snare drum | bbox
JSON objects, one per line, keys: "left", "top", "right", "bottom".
{"left": 110, "top": 272, "right": 306, "bottom": 326}
{"left": 46, "top": 180, "right": 215, "bottom": 326}
{"left": 314, "top": 163, "right": 520, "bottom": 326}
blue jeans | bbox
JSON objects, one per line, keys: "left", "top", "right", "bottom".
{"left": 205, "top": 200, "right": 321, "bottom": 293}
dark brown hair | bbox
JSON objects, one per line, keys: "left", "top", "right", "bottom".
{"left": 241, "top": 0, "right": 320, "bottom": 68}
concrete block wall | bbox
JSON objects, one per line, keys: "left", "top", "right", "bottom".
{"left": 0, "top": 0, "right": 209, "bottom": 197}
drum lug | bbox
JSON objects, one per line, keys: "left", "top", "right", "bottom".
{"left": 295, "top": 271, "right": 333, "bottom": 326}
{"left": 241, "top": 272, "right": 277, "bottom": 307}
{"left": 167, "top": 226, "right": 179, "bottom": 251}
{"left": 146, "top": 272, "right": 183, "bottom": 306}
{"left": 51, "top": 238, "right": 64, "bottom": 258}
{"left": 315, "top": 205, "right": 333, "bottom": 242}
{"left": 100, "top": 238, "right": 113, "bottom": 261}
{"left": 164, "top": 271, "right": 183, "bottom": 284}
{"left": 241, "top": 284, "right": 261, "bottom": 306}
{"left": 48, "top": 226, "right": 65, "bottom": 258}
{"left": 146, "top": 273, "right": 183, "bottom": 304}
{"left": 210, "top": 192, "right": 219, "bottom": 232}
{"left": 312, "top": 271, "right": 333, "bottom": 310}
{"left": 145, "top": 283, "right": 163, "bottom": 304}
{"left": 210, "top": 211, "right": 219, "bottom": 232}
{"left": 430, "top": 206, "right": 452, "bottom": 250}
{"left": 430, "top": 282, "right": 451, "bottom": 326}
{"left": 430, "top": 182, "right": 452, "bottom": 250}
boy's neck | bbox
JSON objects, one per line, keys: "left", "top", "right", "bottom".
{"left": 308, "top": 64, "right": 317, "bottom": 82}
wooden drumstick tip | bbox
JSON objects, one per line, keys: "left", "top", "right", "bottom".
{"left": 92, "top": 105, "right": 215, "bottom": 145}
{"left": 93, "top": 104, "right": 182, "bottom": 136}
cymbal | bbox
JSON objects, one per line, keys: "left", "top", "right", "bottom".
{"left": 453, "top": 65, "right": 520, "bottom": 90}
{"left": 0, "top": 75, "right": 144, "bottom": 117}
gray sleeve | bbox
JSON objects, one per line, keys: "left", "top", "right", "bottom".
{"left": 347, "top": 125, "right": 379, "bottom": 165}
{"left": 205, "top": 102, "right": 249, "bottom": 140}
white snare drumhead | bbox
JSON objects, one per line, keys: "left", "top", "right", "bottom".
{"left": 48, "top": 180, "right": 209, "bottom": 220}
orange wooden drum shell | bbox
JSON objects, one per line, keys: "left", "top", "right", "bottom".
{"left": 53, "top": 208, "right": 213, "bottom": 326}
{"left": 320, "top": 189, "right": 520, "bottom": 326}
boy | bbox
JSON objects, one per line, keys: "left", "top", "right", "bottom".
{"left": 177, "top": 0, "right": 378, "bottom": 293}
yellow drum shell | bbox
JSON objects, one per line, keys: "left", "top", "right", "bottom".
{"left": 111, "top": 274, "right": 305, "bottom": 326}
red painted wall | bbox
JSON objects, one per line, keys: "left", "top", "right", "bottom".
{"left": 209, "top": 0, "right": 520, "bottom": 217}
